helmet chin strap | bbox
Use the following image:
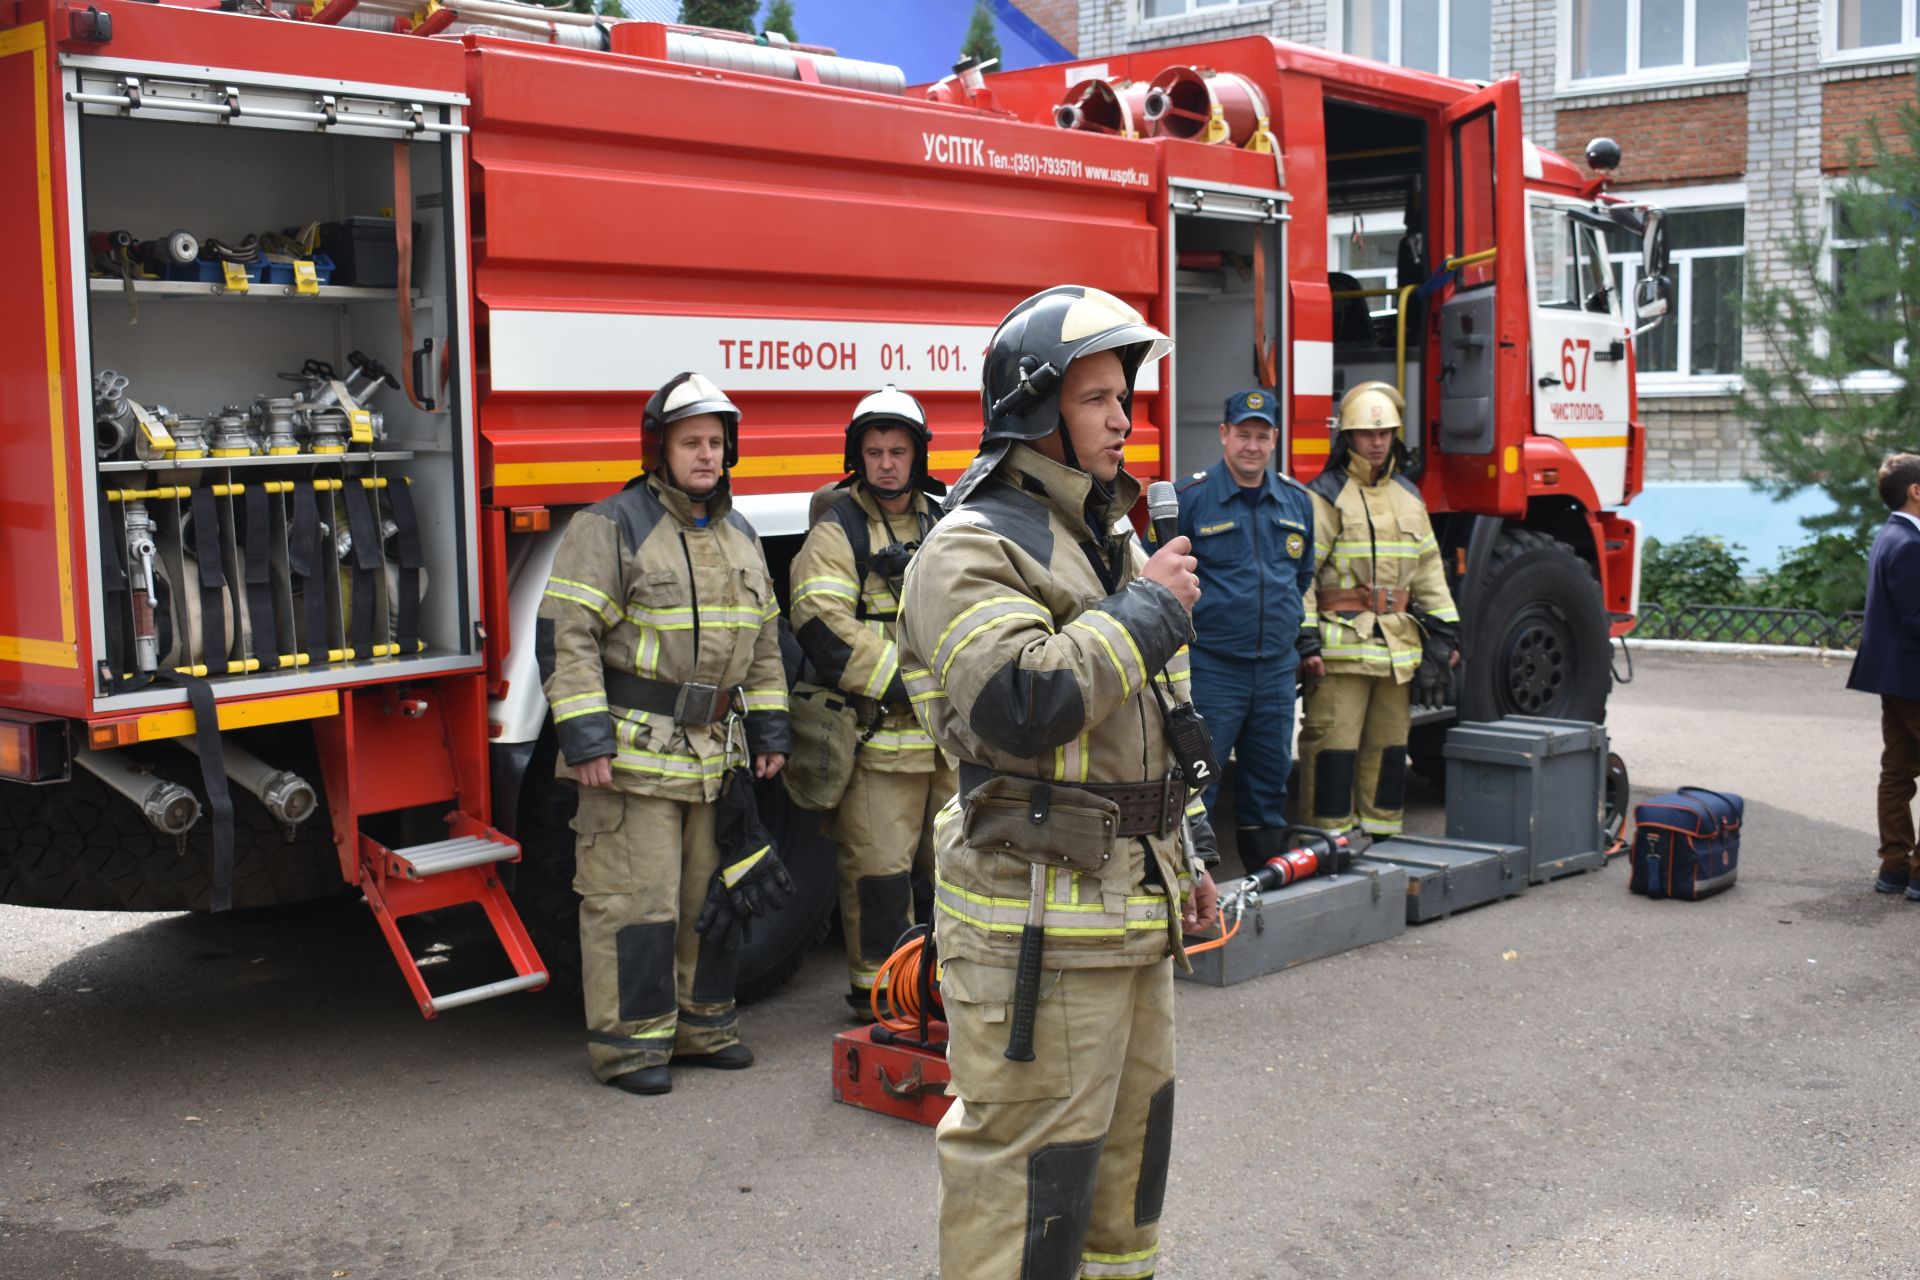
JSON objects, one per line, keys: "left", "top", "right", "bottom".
{"left": 864, "top": 478, "right": 910, "bottom": 500}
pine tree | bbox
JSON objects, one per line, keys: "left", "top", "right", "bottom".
{"left": 1737, "top": 71, "right": 1920, "bottom": 545}
{"left": 763, "top": 0, "right": 796, "bottom": 41}
{"left": 678, "top": 0, "right": 757, "bottom": 31}
{"left": 959, "top": 0, "right": 1000, "bottom": 67}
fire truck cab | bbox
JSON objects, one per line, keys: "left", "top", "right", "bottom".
{"left": 0, "top": 0, "right": 1662, "bottom": 1013}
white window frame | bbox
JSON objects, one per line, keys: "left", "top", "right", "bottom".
{"left": 1818, "top": 178, "right": 1909, "bottom": 392}
{"left": 1555, "top": 0, "right": 1750, "bottom": 96}
{"left": 1138, "top": 0, "right": 1267, "bottom": 24}
{"left": 1327, "top": 209, "right": 1409, "bottom": 315}
{"left": 1326, "top": 0, "right": 1494, "bottom": 81}
{"left": 1603, "top": 182, "right": 1748, "bottom": 396}
{"left": 1822, "top": 0, "right": 1920, "bottom": 66}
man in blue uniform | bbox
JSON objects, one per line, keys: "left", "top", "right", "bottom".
{"left": 1173, "top": 388, "right": 1318, "bottom": 869}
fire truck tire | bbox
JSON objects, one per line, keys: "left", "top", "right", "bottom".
{"left": 0, "top": 747, "right": 344, "bottom": 912}
{"left": 507, "top": 730, "right": 839, "bottom": 1005}
{"left": 1458, "top": 528, "right": 1610, "bottom": 725}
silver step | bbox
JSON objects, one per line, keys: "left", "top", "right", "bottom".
{"left": 429, "top": 971, "right": 549, "bottom": 1014}
{"left": 389, "top": 833, "right": 517, "bottom": 878}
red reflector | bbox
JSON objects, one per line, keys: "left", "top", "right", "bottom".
{"left": 0, "top": 713, "right": 69, "bottom": 783}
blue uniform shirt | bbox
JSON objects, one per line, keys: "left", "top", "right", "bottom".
{"left": 1172, "top": 460, "right": 1316, "bottom": 661}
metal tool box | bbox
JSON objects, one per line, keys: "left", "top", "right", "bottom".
{"left": 831, "top": 1024, "right": 953, "bottom": 1128}
{"left": 1178, "top": 863, "right": 1408, "bottom": 988}
{"left": 1443, "top": 717, "right": 1608, "bottom": 883}
{"left": 1356, "top": 833, "right": 1528, "bottom": 922}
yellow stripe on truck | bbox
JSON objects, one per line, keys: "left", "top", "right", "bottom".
{"left": 132, "top": 690, "right": 340, "bottom": 743}
{"left": 492, "top": 444, "right": 1162, "bottom": 490}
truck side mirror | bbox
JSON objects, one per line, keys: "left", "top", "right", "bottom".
{"left": 1641, "top": 208, "right": 1670, "bottom": 280}
{"left": 1634, "top": 275, "right": 1671, "bottom": 322}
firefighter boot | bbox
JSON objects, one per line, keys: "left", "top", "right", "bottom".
{"left": 610, "top": 1066, "right": 672, "bottom": 1096}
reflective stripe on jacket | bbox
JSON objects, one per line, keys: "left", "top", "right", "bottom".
{"left": 538, "top": 473, "right": 791, "bottom": 801}
{"left": 789, "top": 483, "right": 941, "bottom": 774}
{"left": 1302, "top": 453, "right": 1459, "bottom": 683}
{"left": 898, "top": 443, "right": 1212, "bottom": 971}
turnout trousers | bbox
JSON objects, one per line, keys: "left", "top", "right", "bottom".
{"left": 1187, "top": 647, "right": 1298, "bottom": 852}
{"left": 571, "top": 788, "right": 741, "bottom": 1082}
{"left": 936, "top": 958, "right": 1176, "bottom": 1280}
{"left": 1296, "top": 671, "right": 1411, "bottom": 837}
{"left": 824, "top": 756, "right": 957, "bottom": 992}
{"left": 1878, "top": 694, "right": 1920, "bottom": 877}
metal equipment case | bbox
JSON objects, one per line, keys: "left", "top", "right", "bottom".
{"left": 1179, "top": 863, "right": 1407, "bottom": 987}
{"left": 831, "top": 1024, "right": 953, "bottom": 1128}
{"left": 1443, "top": 717, "right": 1608, "bottom": 883}
{"left": 1357, "top": 833, "right": 1528, "bottom": 922}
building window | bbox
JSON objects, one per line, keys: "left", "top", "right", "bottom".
{"left": 1343, "top": 0, "right": 1492, "bottom": 80}
{"left": 1567, "top": 0, "right": 1747, "bottom": 84}
{"left": 1829, "top": 196, "right": 1907, "bottom": 374}
{"left": 1143, "top": 0, "right": 1262, "bottom": 19}
{"left": 1608, "top": 203, "right": 1746, "bottom": 384}
{"left": 1829, "top": 0, "right": 1920, "bottom": 54}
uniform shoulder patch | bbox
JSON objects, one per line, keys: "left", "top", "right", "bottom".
{"left": 1275, "top": 470, "right": 1310, "bottom": 492}
{"left": 1176, "top": 472, "right": 1207, "bottom": 494}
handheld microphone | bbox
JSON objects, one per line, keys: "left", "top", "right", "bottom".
{"left": 1146, "top": 480, "right": 1181, "bottom": 550}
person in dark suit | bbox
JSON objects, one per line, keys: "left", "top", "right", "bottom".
{"left": 1849, "top": 453, "right": 1920, "bottom": 898}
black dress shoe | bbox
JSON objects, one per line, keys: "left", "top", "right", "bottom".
{"left": 1875, "top": 866, "right": 1911, "bottom": 894}
{"left": 609, "top": 1066, "right": 672, "bottom": 1095}
{"left": 674, "top": 1043, "right": 754, "bottom": 1070}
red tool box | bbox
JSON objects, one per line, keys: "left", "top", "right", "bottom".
{"left": 831, "top": 1024, "right": 954, "bottom": 1128}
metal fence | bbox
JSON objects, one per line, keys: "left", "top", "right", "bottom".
{"left": 1633, "top": 603, "right": 1865, "bottom": 650}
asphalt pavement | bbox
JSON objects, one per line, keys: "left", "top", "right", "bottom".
{"left": 2, "top": 651, "right": 1914, "bottom": 1279}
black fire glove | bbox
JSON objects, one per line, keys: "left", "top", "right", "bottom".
{"left": 868, "top": 541, "right": 918, "bottom": 583}
{"left": 1296, "top": 628, "right": 1323, "bottom": 694}
{"left": 1409, "top": 607, "right": 1459, "bottom": 708}
{"left": 696, "top": 767, "right": 796, "bottom": 946}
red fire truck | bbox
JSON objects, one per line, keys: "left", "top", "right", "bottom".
{"left": 0, "top": 0, "right": 1666, "bottom": 1014}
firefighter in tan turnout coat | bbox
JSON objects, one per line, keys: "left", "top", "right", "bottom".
{"left": 1296, "top": 380, "right": 1460, "bottom": 839}
{"left": 537, "top": 372, "right": 793, "bottom": 1097}
{"left": 898, "top": 286, "right": 1220, "bottom": 1280}
{"left": 789, "top": 387, "right": 959, "bottom": 1009}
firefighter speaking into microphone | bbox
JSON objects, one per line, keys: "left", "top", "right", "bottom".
{"left": 788, "top": 386, "right": 959, "bottom": 1012}
{"left": 898, "top": 286, "right": 1220, "bottom": 1280}
{"left": 1296, "top": 380, "right": 1460, "bottom": 841}
{"left": 537, "top": 372, "right": 794, "bottom": 1097}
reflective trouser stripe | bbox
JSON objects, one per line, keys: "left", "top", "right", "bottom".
{"left": 933, "top": 872, "right": 1169, "bottom": 937}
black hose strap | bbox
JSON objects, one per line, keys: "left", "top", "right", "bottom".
{"left": 190, "top": 487, "right": 228, "bottom": 674}
{"left": 385, "top": 477, "right": 424, "bottom": 655}
{"left": 242, "top": 485, "right": 281, "bottom": 672}
{"left": 174, "top": 673, "right": 236, "bottom": 913}
{"left": 98, "top": 484, "right": 134, "bottom": 690}
{"left": 287, "top": 482, "right": 330, "bottom": 665}
{"left": 340, "top": 481, "right": 383, "bottom": 657}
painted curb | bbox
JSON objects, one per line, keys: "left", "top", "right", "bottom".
{"left": 1612, "top": 637, "right": 1857, "bottom": 661}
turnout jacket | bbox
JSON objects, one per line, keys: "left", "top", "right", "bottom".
{"left": 898, "top": 444, "right": 1211, "bottom": 971}
{"left": 537, "top": 473, "right": 791, "bottom": 802}
{"left": 789, "top": 483, "right": 942, "bottom": 774}
{"left": 1304, "top": 452, "right": 1459, "bottom": 683}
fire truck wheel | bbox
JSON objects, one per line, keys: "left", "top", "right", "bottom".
{"left": 507, "top": 730, "right": 839, "bottom": 1004}
{"left": 0, "top": 741, "right": 344, "bottom": 912}
{"left": 1458, "top": 528, "right": 1610, "bottom": 726}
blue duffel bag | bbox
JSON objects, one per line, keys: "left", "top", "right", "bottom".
{"left": 1628, "top": 787, "right": 1742, "bottom": 901}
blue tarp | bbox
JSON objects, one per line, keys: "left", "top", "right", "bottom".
{"left": 628, "top": 2, "right": 1072, "bottom": 82}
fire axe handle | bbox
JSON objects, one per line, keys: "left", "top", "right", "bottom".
{"left": 1004, "top": 861, "right": 1047, "bottom": 1062}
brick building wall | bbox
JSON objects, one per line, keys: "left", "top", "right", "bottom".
{"left": 1823, "top": 72, "right": 1916, "bottom": 171}
{"left": 1495, "top": 0, "right": 1559, "bottom": 148}
{"left": 1019, "top": 0, "right": 1080, "bottom": 55}
{"left": 1555, "top": 93, "right": 1749, "bottom": 187}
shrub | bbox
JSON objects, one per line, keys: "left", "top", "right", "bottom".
{"left": 1752, "top": 532, "right": 1871, "bottom": 615}
{"left": 1639, "top": 535, "right": 1750, "bottom": 608}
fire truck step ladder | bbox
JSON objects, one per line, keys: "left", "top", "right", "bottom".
{"left": 358, "top": 811, "right": 548, "bottom": 1018}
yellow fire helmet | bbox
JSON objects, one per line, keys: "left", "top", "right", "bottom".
{"left": 1335, "top": 380, "right": 1405, "bottom": 438}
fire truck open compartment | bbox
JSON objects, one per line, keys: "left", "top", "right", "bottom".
{"left": 71, "top": 78, "right": 479, "bottom": 712}
{"left": 1169, "top": 186, "right": 1287, "bottom": 479}
{"left": 1323, "top": 98, "right": 1429, "bottom": 427}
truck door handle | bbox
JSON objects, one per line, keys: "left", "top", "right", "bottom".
{"left": 1537, "top": 375, "right": 1561, "bottom": 388}
{"left": 1591, "top": 339, "right": 1627, "bottom": 363}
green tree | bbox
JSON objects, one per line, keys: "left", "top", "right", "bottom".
{"left": 679, "top": 0, "right": 756, "bottom": 30}
{"left": 564, "top": 0, "right": 623, "bottom": 15}
{"left": 1638, "top": 535, "right": 1750, "bottom": 609}
{"left": 1736, "top": 71, "right": 1920, "bottom": 545}
{"left": 762, "top": 0, "right": 796, "bottom": 40}
{"left": 1751, "top": 532, "right": 1872, "bottom": 615}
{"left": 960, "top": 0, "right": 1000, "bottom": 66}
